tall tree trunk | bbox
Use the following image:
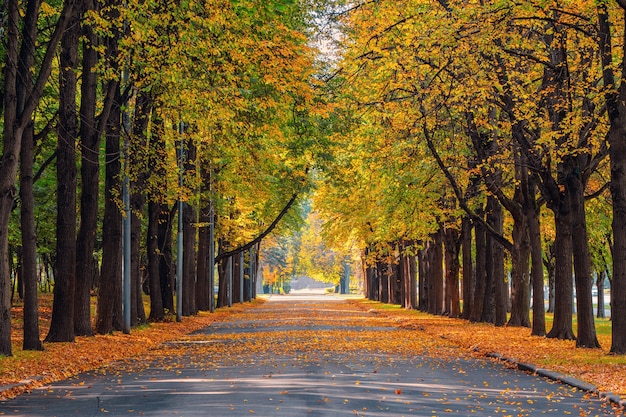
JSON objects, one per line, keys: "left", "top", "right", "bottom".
{"left": 0, "top": 0, "right": 22, "bottom": 356}
{"left": 546, "top": 208, "right": 575, "bottom": 340}
{"left": 481, "top": 227, "right": 495, "bottom": 324}
{"left": 129, "top": 92, "right": 152, "bottom": 326}
{"left": 461, "top": 217, "right": 473, "bottom": 320}
{"left": 597, "top": 270, "right": 606, "bottom": 319}
{"left": 195, "top": 201, "right": 211, "bottom": 311}
{"left": 402, "top": 241, "right": 417, "bottom": 310}
{"left": 20, "top": 122, "right": 43, "bottom": 350}
{"left": 17, "top": 0, "right": 43, "bottom": 350}
{"left": 568, "top": 169, "right": 600, "bottom": 348}
{"left": 147, "top": 200, "right": 164, "bottom": 321}
{"left": 488, "top": 198, "right": 507, "bottom": 327}
{"left": 389, "top": 259, "right": 401, "bottom": 305}
{"left": 418, "top": 246, "right": 428, "bottom": 310}
{"left": 182, "top": 201, "right": 196, "bottom": 315}
{"left": 217, "top": 241, "right": 229, "bottom": 308}
{"left": 158, "top": 204, "right": 175, "bottom": 313}
{"left": 431, "top": 230, "right": 444, "bottom": 315}
{"left": 544, "top": 242, "right": 556, "bottom": 314}
{"left": 74, "top": 0, "right": 98, "bottom": 336}
{"left": 470, "top": 210, "right": 487, "bottom": 322}
{"left": 130, "top": 201, "right": 144, "bottom": 325}
{"left": 598, "top": 2, "right": 626, "bottom": 355}
{"left": 508, "top": 214, "right": 530, "bottom": 327}
{"left": 46, "top": 2, "right": 82, "bottom": 343}
{"left": 0, "top": 0, "right": 77, "bottom": 356}
{"left": 443, "top": 226, "right": 461, "bottom": 318}
{"left": 528, "top": 191, "right": 546, "bottom": 336}
{"left": 95, "top": 84, "right": 122, "bottom": 335}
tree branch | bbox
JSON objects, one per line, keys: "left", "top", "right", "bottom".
{"left": 214, "top": 191, "right": 300, "bottom": 263}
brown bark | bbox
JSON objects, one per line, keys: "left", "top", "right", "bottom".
{"left": 431, "top": 230, "right": 444, "bottom": 315}
{"left": 74, "top": 0, "right": 99, "bottom": 336}
{"left": 443, "top": 226, "right": 461, "bottom": 318}
{"left": 195, "top": 201, "right": 211, "bottom": 311}
{"left": 488, "top": 198, "right": 507, "bottom": 327}
{"left": 508, "top": 214, "right": 530, "bottom": 327}
{"left": 402, "top": 241, "right": 417, "bottom": 310}
{"left": 158, "top": 204, "right": 175, "bottom": 313}
{"left": 461, "top": 217, "right": 473, "bottom": 320}
{"left": 0, "top": 0, "right": 77, "bottom": 355}
{"left": 528, "top": 190, "right": 546, "bottom": 336}
{"left": 568, "top": 169, "right": 600, "bottom": 348}
{"left": 147, "top": 200, "right": 164, "bottom": 321}
{"left": 546, "top": 209, "right": 575, "bottom": 340}
{"left": 418, "top": 246, "right": 427, "bottom": 310}
{"left": 46, "top": 2, "right": 82, "bottom": 343}
{"left": 20, "top": 122, "right": 43, "bottom": 350}
{"left": 470, "top": 210, "right": 486, "bottom": 323}
{"left": 378, "top": 262, "right": 389, "bottom": 304}
{"left": 129, "top": 92, "right": 152, "bottom": 326}
{"left": 597, "top": 4, "right": 625, "bottom": 353}
{"left": 17, "top": 0, "right": 43, "bottom": 351}
{"left": 95, "top": 84, "right": 122, "bottom": 335}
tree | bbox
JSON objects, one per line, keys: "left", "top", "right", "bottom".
{"left": 0, "top": 0, "right": 78, "bottom": 356}
{"left": 598, "top": 2, "right": 626, "bottom": 354}
{"left": 45, "top": 1, "right": 82, "bottom": 343}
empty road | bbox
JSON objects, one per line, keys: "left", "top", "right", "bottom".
{"left": 0, "top": 292, "right": 618, "bottom": 416}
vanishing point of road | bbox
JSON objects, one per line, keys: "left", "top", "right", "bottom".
{"left": 0, "top": 291, "right": 618, "bottom": 416}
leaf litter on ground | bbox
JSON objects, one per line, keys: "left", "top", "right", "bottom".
{"left": 1, "top": 294, "right": 625, "bottom": 411}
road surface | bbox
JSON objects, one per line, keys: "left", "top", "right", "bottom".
{"left": 0, "top": 292, "right": 618, "bottom": 416}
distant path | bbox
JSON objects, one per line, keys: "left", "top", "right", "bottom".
{"left": 0, "top": 294, "right": 617, "bottom": 416}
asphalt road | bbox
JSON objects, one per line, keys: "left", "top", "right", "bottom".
{"left": 0, "top": 292, "right": 618, "bottom": 416}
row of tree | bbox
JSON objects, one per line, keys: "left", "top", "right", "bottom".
{"left": 0, "top": 0, "right": 322, "bottom": 356}
{"left": 313, "top": 0, "right": 626, "bottom": 354}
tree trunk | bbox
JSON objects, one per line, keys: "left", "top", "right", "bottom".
{"left": 481, "top": 228, "right": 495, "bottom": 324}
{"left": 0, "top": 0, "right": 77, "bottom": 356}
{"left": 418, "top": 246, "right": 427, "bottom": 310}
{"left": 20, "top": 121, "right": 43, "bottom": 350}
{"left": 217, "top": 241, "right": 229, "bottom": 308}
{"left": 129, "top": 92, "right": 152, "bottom": 326}
{"left": 598, "top": 1, "right": 626, "bottom": 355}
{"left": 443, "top": 226, "right": 461, "bottom": 318}
{"left": 544, "top": 242, "right": 556, "bottom": 313}
{"left": 568, "top": 169, "right": 600, "bottom": 348}
{"left": 17, "top": 0, "right": 44, "bottom": 350}
{"left": 46, "top": 2, "right": 82, "bottom": 342}
{"left": 546, "top": 209, "right": 576, "bottom": 340}
{"left": 461, "top": 217, "right": 473, "bottom": 319}
{"left": 158, "top": 204, "right": 175, "bottom": 313}
{"left": 182, "top": 200, "right": 196, "bottom": 315}
{"left": 528, "top": 191, "right": 546, "bottom": 336}
{"left": 196, "top": 201, "right": 211, "bottom": 311}
{"left": 488, "top": 198, "right": 507, "bottom": 327}
{"left": 597, "top": 270, "right": 606, "bottom": 319}
{"left": 95, "top": 84, "right": 122, "bottom": 335}
{"left": 0, "top": 0, "right": 22, "bottom": 356}
{"left": 74, "top": 0, "right": 98, "bottom": 336}
{"left": 508, "top": 213, "right": 530, "bottom": 327}
{"left": 471, "top": 211, "right": 487, "bottom": 322}
{"left": 147, "top": 200, "right": 164, "bottom": 321}
{"left": 402, "top": 242, "right": 417, "bottom": 310}
{"left": 390, "top": 259, "right": 401, "bottom": 305}
{"left": 431, "top": 230, "right": 444, "bottom": 315}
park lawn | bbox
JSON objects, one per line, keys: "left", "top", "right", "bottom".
{"left": 355, "top": 299, "right": 626, "bottom": 397}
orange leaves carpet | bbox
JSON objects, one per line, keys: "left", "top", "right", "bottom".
{"left": 1, "top": 295, "right": 625, "bottom": 405}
